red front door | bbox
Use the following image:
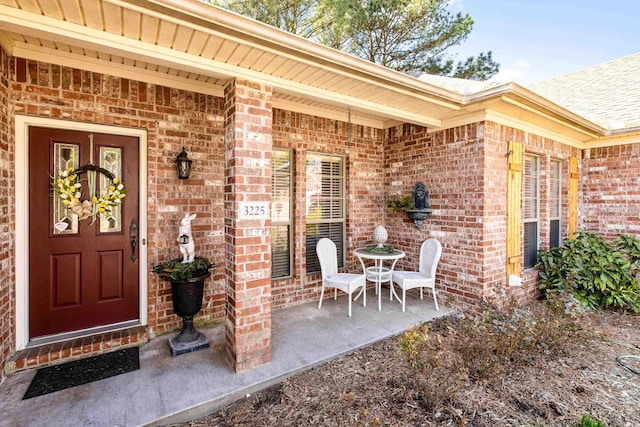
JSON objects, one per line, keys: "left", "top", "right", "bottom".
{"left": 28, "top": 127, "right": 140, "bottom": 339}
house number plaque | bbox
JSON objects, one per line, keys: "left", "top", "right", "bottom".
{"left": 238, "top": 202, "right": 269, "bottom": 220}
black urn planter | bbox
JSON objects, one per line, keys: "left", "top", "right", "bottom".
{"left": 168, "top": 272, "right": 211, "bottom": 357}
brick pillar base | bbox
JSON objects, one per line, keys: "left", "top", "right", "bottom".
{"left": 223, "top": 79, "right": 273, "bottom": 372}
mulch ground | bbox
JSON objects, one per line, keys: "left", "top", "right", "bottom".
{"left": 176, "top": 306, "right": 639, "bottom": 427}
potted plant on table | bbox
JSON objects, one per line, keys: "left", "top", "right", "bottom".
{"left": 152, "top": 213, "right": 214, "bottom": 356}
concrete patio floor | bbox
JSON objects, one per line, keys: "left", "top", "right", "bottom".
{"left": 0, "top": 287, "right": 450, "bottom": 427}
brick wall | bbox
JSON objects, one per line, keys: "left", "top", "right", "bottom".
{"left": 270, "top": 109, "right": 385, "bottom": 309}
{"left": 582, "top": 143, "right": 640, "bottom": 238}
{"left": 385, "top": 123, "right": 490, "bottom": 309}
{"left": 385, "top": 122, "right": 579, "bottom": 309}
{"left": 484, "top": 125, "right": 577, "bottom": 303}
{"left": 9, "top": 55, "right": 227, "bottom": 339}
{"left": 481, "top": 123, "right": 512, "bottom": 302}
{"left": 0, "top": 46, "right": 13, "bottom": 384}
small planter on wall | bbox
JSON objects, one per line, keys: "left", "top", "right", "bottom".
{"left": 386, "top": 182, "right": 433, "bottom": 229}
{"left": 407, "top": 209, "right": 432, "bottom": 229}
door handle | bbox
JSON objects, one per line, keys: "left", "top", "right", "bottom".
{"left": 129, "top": 218, "right": 138, "bottom": 263}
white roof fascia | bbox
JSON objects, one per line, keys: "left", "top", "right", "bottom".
{"left": 464, "top": 82, "right": 607, "bottom": 137}
{"left": 126, "top": 0, "right": 465, "bottom": 108}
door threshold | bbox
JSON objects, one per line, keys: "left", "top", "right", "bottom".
{"left": 27, "top": 320, "right": 142, "bottom": 348}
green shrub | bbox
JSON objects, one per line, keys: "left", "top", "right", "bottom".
{"left": 577, "top": 414, "right": 606, "bottom": 427}
{"left": 615, "top": 233, "right": 640, "bottom": 267}
{"left": 537, "top": 231, "right": 640, "bottom": 312}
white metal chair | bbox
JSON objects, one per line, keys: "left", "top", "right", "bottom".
{"left": 316, "top": 238, "right": 366, "bottom": 317}
{"left": 391, "top": 238, "right": 442, "bottom": 312}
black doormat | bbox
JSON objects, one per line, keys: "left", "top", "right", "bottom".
{"left": 23, "top": 347, "right": 140, "bottom": 400}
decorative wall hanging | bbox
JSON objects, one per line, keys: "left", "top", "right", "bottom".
{"left": 385, "top": 182, "right": 433, "bottom": 229}
{"left": 52, "top": 164, "right": 127, "bottom": 224}
{"left": 407, "top": 182, "right": 432, "bottom": 229}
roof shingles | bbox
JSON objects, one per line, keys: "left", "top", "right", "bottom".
{"left": 528, "top": 53, "right": 640, "bottom": 130}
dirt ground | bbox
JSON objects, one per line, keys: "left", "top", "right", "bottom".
{"left": 177, "top": 306, "right": 639, "bottom": 427}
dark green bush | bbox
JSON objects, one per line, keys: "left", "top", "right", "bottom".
{"left": 537, "top": 231, "right": 640, "bottom": 312}
{"left": 615, "top": 233, "right": 640, "bottom": 267}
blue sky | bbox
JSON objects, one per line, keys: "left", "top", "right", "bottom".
{"left": 448, "top": 0, "right": 640, "bottom": 84}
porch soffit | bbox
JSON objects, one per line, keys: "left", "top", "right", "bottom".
{"left": 0, "top": 0, "right": 463, "bottom": 128}
{"left": 0, "top": 0, "right": 614, "bottom": 144}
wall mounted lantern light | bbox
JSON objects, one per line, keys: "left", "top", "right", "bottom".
{"left": 176, "top": 147, "right": 192, "bottom": 180}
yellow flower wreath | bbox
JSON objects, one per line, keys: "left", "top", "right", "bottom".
{"left": 52, "top": 167, "right": 127, "bottom": 223}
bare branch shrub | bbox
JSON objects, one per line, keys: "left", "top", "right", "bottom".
{"left": 399, "top": 298, "right": 584, "bottom": 419}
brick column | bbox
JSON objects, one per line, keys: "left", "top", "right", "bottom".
{"left": 223, "top": 79, "right": 273, "bottom": 372}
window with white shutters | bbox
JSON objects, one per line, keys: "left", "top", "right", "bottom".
{"left": 305, "top": 153, "right": 346, "bottom": 274}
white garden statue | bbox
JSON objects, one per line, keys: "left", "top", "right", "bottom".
{"left": 178, "top": 213, "right": 196, "bottom": 263}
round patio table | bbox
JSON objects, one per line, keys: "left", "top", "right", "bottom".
{"left": 354, "top": 247, "right": 406, "bottom": 311}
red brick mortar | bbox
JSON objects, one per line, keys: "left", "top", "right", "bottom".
{"left": 581, "top": 143, "right": 640, "bottom": 238}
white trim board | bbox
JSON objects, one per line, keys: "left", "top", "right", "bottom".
{"left": 14, "top": 115, "right": 148, "bottom": 350}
